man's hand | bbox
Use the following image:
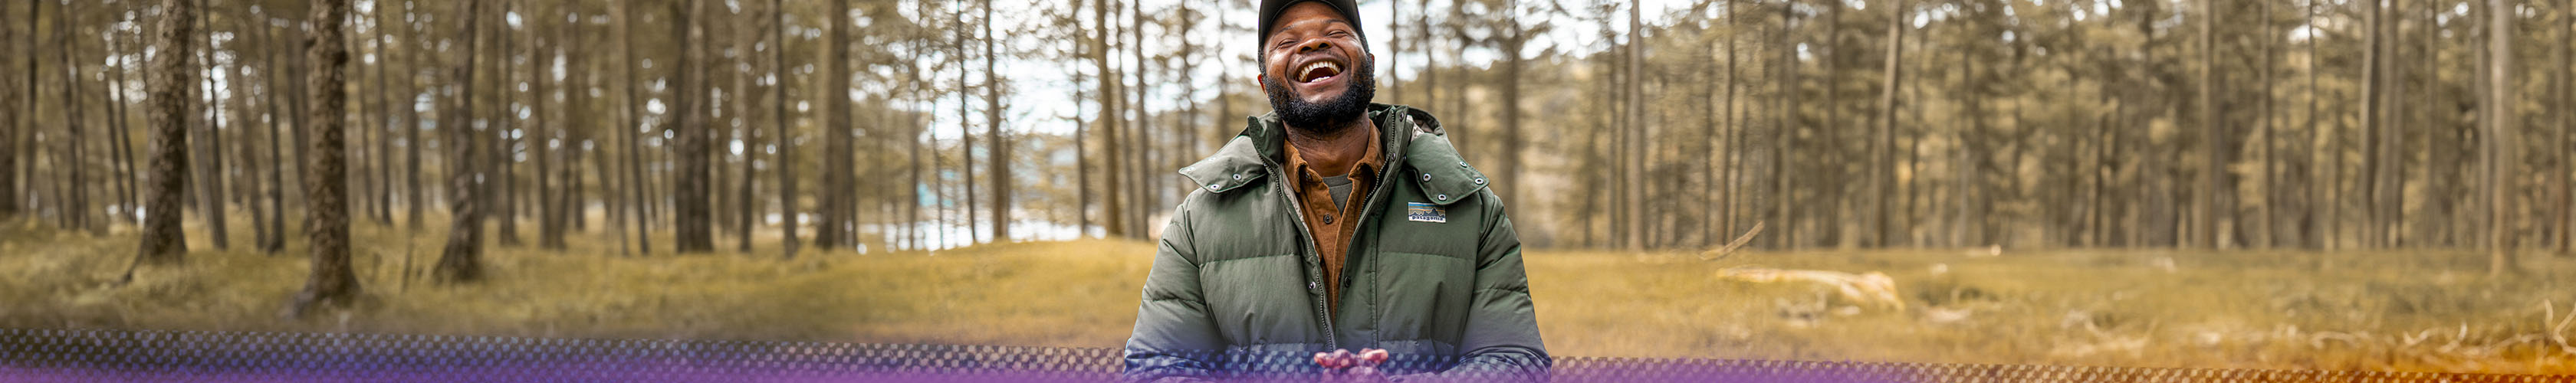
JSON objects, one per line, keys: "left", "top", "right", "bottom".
{"left": 1313, "top": 349, "right": 1390, "bottom": 382}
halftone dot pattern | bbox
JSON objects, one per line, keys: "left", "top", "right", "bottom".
{"left": 1, "top": 328, "right": 2564, "bottom": 382}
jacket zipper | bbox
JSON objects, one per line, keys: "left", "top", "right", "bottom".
{"left": 1263, "top": 159, "right": 1338, "bottom": 352}
{"left": 1259, "top": 115, "right": 1411, "bottom": 354}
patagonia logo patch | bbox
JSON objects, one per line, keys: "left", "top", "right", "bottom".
{"left": 1405, "top": 202, "right": 1447, "bottom": 223}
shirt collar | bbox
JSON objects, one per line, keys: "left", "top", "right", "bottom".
{"left": 1283, "top": 124, "right": 1385, "bottom": 183}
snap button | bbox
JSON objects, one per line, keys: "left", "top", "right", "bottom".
{"left": 1322, "top": 214, "right": 1334, "bottom": 224}
{"left": 1208, "top": 183, "right": 1222, "bottom": 191}
{"left": 1421, "top": 174, "right": 1431, "bottom": 182}
{"left": 1457, "top": 161, "right": 1468, "bottom": 168}
{"left": 1309, "top": 281, "right": 1320, "bottom": 290}
{"left": 1436, "top": 194, "right": 1449, "bottom": 201}
{"left": 1233, "top": 173, "right": 1244, "bottom": 181}
{"left": 1474, "top": 178, "right": 1486, "bottom": 185}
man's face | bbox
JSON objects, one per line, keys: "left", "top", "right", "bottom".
{"left": 1260, "top": 2, "right": 1375, "bottom": 131}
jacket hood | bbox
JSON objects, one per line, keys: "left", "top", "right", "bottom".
{"left": 1178, "top": 103, "right": 1490, "bottom": 205}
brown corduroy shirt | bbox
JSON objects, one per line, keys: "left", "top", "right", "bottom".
{"left": 1282, "top": 127, "right": 1384, "bottom": 314}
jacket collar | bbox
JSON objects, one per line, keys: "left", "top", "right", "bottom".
{"left": 1179, "top": 103, "right": 1489, "bottom": 206}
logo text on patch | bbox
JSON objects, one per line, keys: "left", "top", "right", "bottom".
{"left": 1405, "top": 202, "right": 1447, "bottom": 223}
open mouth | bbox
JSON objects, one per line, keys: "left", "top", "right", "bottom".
{"left": 1296, "top": 60, "right": 1345, "bottom": 83}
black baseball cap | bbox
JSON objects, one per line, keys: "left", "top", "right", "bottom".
{"left": 1257, "top": 0, "right": 1366, "bottom": 51}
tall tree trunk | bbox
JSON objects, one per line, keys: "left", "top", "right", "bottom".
{"left": 959, "top": 2, "right": 981, "bottom": 244}
{"left": 535, "top": 8, "right": 564, "bottom": 250}
{"left": 136, "top": 0, "right": 199, "bottom": 264}
{"left": 816, "top": 0, "right": 851, "bottom": 250}
{"left": 402, "top": 0, "right": 426, "bottom": 230}
{"left": 1075, "top": 0, "right": 1092, "bottom": 237}
{"left": 735, "top": 1, "right": 760, "bottom": 254}
{"left": 1097, "top": 0, "right": 1125, "bottom": 238}
{"left": 296, "top": 0, "right": 362, "bottom": 312}
{"left": 2259, "top": 0, "right": 2278, "bottom": 248}
{"left": 2196, "top": 0, "right": 2222, "bottom": 249}
{"left": 48, "top": 0, "right": 88, "bottom": 232}
{"left": 435, "top": 0, "right": 488, "bottom": 282}
{"left": 772, "top": 0, "right": 799, "bottom": 258}
{"left": 1774, "top": 0, "right": 1797, "bottom": 249}
{"left": 258, "top": 13, "right": 291, "bottom": 254}
{"left": 2358, "top": 0, "right": 2381, "bottom": 250}
{"left": 617, "top": 0, "right": 651, "bottom": 255}
{"left": 1500, "top": 5, "right": 1528, "bottom": 229}
{"left": 232, "top": 35, "right": 272, "bottom": 254}
{"left": 1125, "top": 0, "right": 1145, "bottom": 238}
{"left": 370, "top": 5, "right": 396, "bottom": 225}
{"left": 495, "top": 0, "right": 524, "bottom": 248}
{"left": 284, "top": 25, "right": 314, "bottom": 237}
{"left": 2318, "top": 0, "right": 2338, "bottom": 249}
{"left": 193, "top": 8, "right": 230, "bottom": 250}
{"left": 1623, "top": 0, "right": 1643, "bottom": 250}
{"left": 2558, "top": 0, "right": 2574, "bottom": 257}
{"left": 674, "top": 0, "right": 715, "bottom": 252}
{"left": 108, "top": 18, "right": 141, "bottom": 224}
{"left": 2486, "top": 0, "right": 2517, "bottom": 275}
{"left": 1722, "top": 0, "right": 1743, "bottom": 245}
{"left": 984, "top": 0, "right": 1011, "bottom": 243}
{"left": 1876, "top": 0, "right": 1905, "bottom": 247}
{"left": 0, "top": 0, "right": 19, "bottom": 221}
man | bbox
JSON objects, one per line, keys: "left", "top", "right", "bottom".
{"left": 1120, "top": 0, "right": 1548, "bottom": 381}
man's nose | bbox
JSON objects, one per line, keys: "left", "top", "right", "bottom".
{"left": 1296, "top": 38, "right": 1335, "bottom": 54}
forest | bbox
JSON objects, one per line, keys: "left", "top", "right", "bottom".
{"left": 2, "top": 0, "right": 2573, "bottom": 310}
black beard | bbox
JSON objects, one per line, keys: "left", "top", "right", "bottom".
{"left": 1263, "top": 57, "right": 1376, "bottom": 133}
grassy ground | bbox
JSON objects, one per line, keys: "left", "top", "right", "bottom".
{"left": 3, "top": 219, "right": 2572, "bottom": 375}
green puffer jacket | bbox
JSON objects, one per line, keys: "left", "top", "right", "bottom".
{"left": 1122, "top": 104, "right": 1548, "bottom": 382}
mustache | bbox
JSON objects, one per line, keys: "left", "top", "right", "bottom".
{"left": 1263, "top": 57, "right": 1376, "bottom": 132}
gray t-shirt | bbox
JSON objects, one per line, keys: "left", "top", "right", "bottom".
{"left": 1322, "top": 174, "right": 1354, "bottom": 211}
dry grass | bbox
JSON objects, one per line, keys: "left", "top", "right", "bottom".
{"left": 3, "top": 219, "right": 2572, "bottom": 375}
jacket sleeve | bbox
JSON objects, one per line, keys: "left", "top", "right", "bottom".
{"left": 1397, "top": 194, "right": 1551, "bottom": 382}
{"left": 1121, "top": 205, "right": 1229, "bottom": 383}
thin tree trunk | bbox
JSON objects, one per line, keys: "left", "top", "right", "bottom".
{"left": 2559, "top": 0, "right": 2574, "bottom": 257}
{"left": 1623, "top": 0, "right": 1642, "bottom": 250}
{"left": 2359, "top": 0, "right": 2381, "bottom": 250}
{"left": 774, "top": 0, "right": 799, "bottom": 258}
{"left": 1097, "top": 0, "right": 1125, "bottom": 239}
{"left": 1876, "top": 0, "right": 1904, "bottom": 247}
{"left": 2486, "top": 0, "right": 2517, "bottom": 276}
{"left": 534, "top": 8, "right": 563, "bottom": 250}
{"left": 136, "top": 0, "right": 199, "bottom": 264}
{"left": 2318, "top": 0, "right": 2338, "bottom": 249}
{"left": 0, "top": 0, "right": 21, "bottom": 220}
{"left": 55, "top": 0, "right": 92, "bottom": 232}
{"left": 734, "top": 2, "right": 759, "bottom": 254}
{"left": 985, "top": 0, "right": 1010, "bottom": 243}
{"left": 2196, "top": 0, "right": 2221, "bottom": 249}
{"left": 258, "top": 14, "right": 291, "bottom": 254}
{"left": 2259, "top": 0, "right": 2278, "bottom": 248}
{"left": 618, "top": 0, "right": 651, "bottom": 255}
{"left": 370, "top": 5, "right": 396, "bottom": 225}
{"left": 402, "top": 0, "right": 426, "bottom": 229}
{"left": 959, "top": 1, "right": 981, "bottom": 244}
{"left": 193, "top": 8, "right": 229, "bottom": 250}
{"left": 108, "top": 18, "right": 140, "bottom": 224}
{"left": 231, "top": 41, "right": 271, "bottom": 254}
{"left": 815, "top": 0, "right": 850, "bottom": 250}
{"left": 1774, "top": 0, "right": 1796, "bottom": 250}
{"left": 496, "top": 0, "right": 524, "bottom": 248}
{"left": 674, "top": 0, "right": 714, "bottom": 252}
{"left": 1075, "top": 0, "right": 1092, "bottom": 237}
{"left": 434, "top": 0, "right": 488, "bottom": 283}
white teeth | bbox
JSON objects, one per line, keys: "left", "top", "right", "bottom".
{"left": 1300, "top": 61, "right": 1341, "bottom": 81}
